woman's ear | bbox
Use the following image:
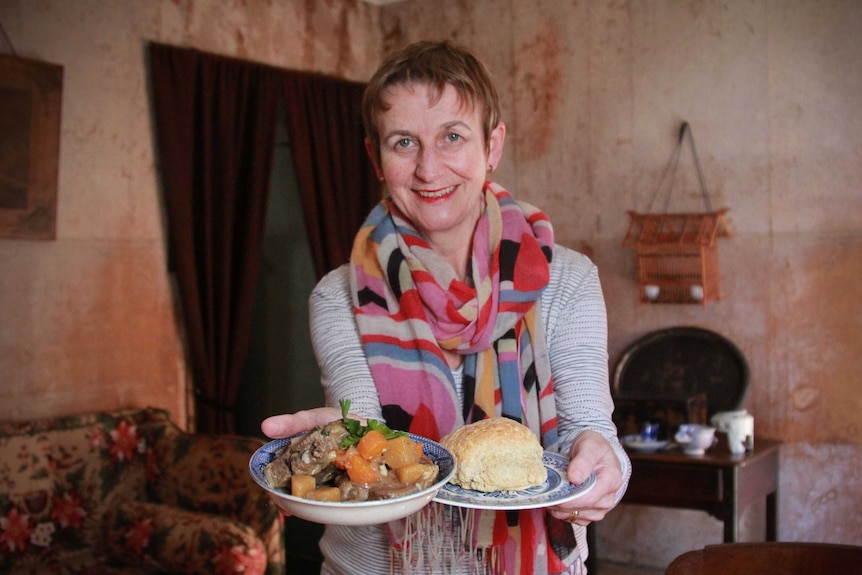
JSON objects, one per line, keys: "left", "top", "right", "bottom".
{"left": 487, "top": 122, "right": 506, "bottom": 170}
{"left": 365, "top": 137, "right": 384, "bottom": 181}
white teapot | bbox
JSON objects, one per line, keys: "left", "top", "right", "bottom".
{"left": 711, "top": 410, "right": 754, "bottom": 454}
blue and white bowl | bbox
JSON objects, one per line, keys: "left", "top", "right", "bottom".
{"left": 249, "top": 433, "right": 455, "bottom": 526}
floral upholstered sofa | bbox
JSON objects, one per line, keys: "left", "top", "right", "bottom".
{"left": 0, "top": 407, "right": 285, "bottom": 575}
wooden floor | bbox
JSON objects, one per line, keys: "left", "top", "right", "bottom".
{"left": 597, "top": 560, "right": 665, "bottom": 575}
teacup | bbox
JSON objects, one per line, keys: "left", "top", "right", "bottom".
{"left": 674, "top": 424, "right": 717, "bottom": 455}
{"left": 640, "top": 422, "right": 660, "bottom": 442}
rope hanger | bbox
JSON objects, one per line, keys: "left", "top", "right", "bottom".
{"left": 647, "top": 121, "right": 714, "bottom": 214}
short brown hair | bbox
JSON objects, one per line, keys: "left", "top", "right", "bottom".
{"left": 362, "top": 40, "right": 501, "bottom": 160}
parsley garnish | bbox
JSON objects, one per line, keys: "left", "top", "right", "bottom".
{"left": 339, "top": 399, "right": 407, "bottom": 448}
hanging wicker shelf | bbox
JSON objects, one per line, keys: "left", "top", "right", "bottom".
{"left": 624, "top": 209, "right": 729, "bottom": 305}
{"left": 624, "top": 122, "right": 730, "bottom": 305}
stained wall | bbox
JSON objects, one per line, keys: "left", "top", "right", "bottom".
{"left": 0, "top": 0, "right": 384, "bottom": 426}
{"left": 382, "top": 0, "right": 862, "bottom": 564}
{"left": 0, "top": 0, "right": 859, "bottom": 568}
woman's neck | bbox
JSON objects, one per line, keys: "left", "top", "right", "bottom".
{"left": 425, "top": 222, "right": 478, "bottom": 282}
{"left": 421, "top": 197, "right": 483, "bottom": 282}
{"left": 442, "top": 348, "right": 463, "bottom": 369}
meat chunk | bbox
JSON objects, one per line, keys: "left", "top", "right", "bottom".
{"left": 367, "top": 462, "right": 439, "bottom": 499}
{"left": 262, "top": 454, "right": 292, "bottom": 489}
{"left": 287, "top": 421, "right": 349, "bottom": 480}
{"left": 335, "top": 475, "right": 370, "bottom": 502}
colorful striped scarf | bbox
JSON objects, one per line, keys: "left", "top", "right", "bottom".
{"left": 349, "top": 182, "right": 579, "bottom": 574}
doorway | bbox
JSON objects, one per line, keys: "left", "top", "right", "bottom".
{"left": 235, "top": 109, "right": 325, "bottom": 570}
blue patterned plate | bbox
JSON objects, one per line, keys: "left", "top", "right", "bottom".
{"left": 250, "top": 433, "right": 455, "bottom": 526}
{"left": 432, "top": 452, "right": 596, "bottom": 510}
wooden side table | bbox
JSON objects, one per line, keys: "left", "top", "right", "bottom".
{"left": 586, "top": 438, "right": 781, "bottom": 573}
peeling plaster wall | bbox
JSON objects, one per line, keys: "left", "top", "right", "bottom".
{"left": 0, "top": 0, "right": 859, "bottom": 567}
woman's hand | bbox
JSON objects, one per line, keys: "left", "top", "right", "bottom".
{"left": 260, "top": 407, "right": 342, "bottom": 439}
{"left": 550, "top": 430, "right": 624, "bottom": 526}
{"left": 260, "top": 407, "right": 344, "bottom": 518}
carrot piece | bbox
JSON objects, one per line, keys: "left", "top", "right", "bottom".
{"left": 345, "top": 453, "right": 381, "bottom": 484}
{"left": 357, "top": 429, "right": 388, "bottom": 460}
{"left": 334, "top": 447, "right": 357, "bottom": 470}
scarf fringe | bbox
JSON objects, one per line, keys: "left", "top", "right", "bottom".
{"left": 389, "top": 504, "right": 585, "bottom": 575}
{"left": 390, "top": 504, "right": 503, "bottom": 575}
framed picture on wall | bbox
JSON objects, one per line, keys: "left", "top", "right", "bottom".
{"left": 0, "top": 54, "right": 63, "bottom": 240}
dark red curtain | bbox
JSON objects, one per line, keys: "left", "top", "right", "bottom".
{"left": 149, "top": 44, "right": 281, "bottom": 433}
{"left": 148, "top": 43, "right": 377, "bottom": 433}
{"left": 281, "top": 74, "right": 380, "bottom": 278}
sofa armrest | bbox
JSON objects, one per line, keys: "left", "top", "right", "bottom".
{"left": 146, "top": 428, "right": 285, "bottom": 575}
{"left": 104, "top": 501, "right": 266, "bottom": 574}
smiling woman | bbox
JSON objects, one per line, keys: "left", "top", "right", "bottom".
{"left": 260, "top": 40, "right": 630, "bottom": 575}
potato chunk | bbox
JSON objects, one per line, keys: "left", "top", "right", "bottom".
{"left": 306, "top": 487, "right": 341, "bottom": 502}
{"left": 383, "top": 436, "right": 420, "bottom": 470}
{"left": 395, "top": 462, "right": 436, "bottom": 485}
{"left": 291, "top": 474, "right": 316, "bottom": 498}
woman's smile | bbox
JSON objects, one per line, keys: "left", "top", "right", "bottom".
{"left": 415, "top": 185, "right": 457, "bottom": 201}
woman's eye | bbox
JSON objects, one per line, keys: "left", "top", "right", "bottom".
{"left": 395, "top": 137, "right": 413, "bottom": 149}
{"left": 445, "top": 132, "right": 462, "bottom": 143}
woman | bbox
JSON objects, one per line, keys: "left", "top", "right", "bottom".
{"left": 262, "top": 40, "right": 630, "bottom": 574}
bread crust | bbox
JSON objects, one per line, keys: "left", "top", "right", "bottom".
{"left": 440, "top": 417, "right": 546, "bottom": 492}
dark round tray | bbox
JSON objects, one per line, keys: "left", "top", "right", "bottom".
{"left": 612, "top": 327, "right": 750, "bottom": 417}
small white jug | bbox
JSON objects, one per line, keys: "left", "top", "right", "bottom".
{"left": 711, "top": 410, "right": 754, "bottom": 454}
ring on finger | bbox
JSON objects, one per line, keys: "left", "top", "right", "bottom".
{"left": 567, "top": 509, "right": 580, "bottom": 522}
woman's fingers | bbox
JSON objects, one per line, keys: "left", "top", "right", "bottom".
{"left": 550, "top": 431, "right": 625, "bottom": 525}
{"left": 260, "top": 406, "right": 342, "bottom": 438}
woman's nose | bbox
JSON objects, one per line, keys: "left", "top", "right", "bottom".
{"left": 414, "top": 147, "right": 443, "bottom": 181}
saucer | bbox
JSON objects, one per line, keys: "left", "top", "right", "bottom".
{"left": 622, "top": 435, "right": 670, "bottom": 453}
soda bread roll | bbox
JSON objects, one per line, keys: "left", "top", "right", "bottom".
{"left": 440, "top": 417, "right": 546, "bottom": 492}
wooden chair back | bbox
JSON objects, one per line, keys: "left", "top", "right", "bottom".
{"left": 666, "top": 542, "right": 862, "bottom": 575}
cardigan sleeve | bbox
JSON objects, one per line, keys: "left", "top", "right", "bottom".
{"left": 308, "top": 265, "right": 384, "bottom": 421}
{"left": 543, "top": 246, "right": 631, "bottom": 500}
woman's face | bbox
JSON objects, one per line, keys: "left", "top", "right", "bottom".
{"left": 368, "top": 82, "right": 505, "bottom": 247}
